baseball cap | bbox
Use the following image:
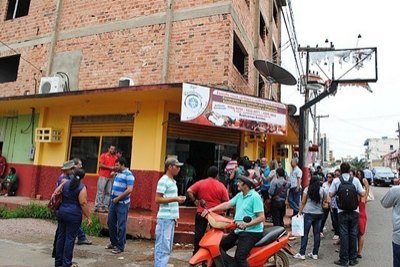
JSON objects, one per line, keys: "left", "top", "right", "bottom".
{"left": 165, "top": 158, "right": 184, "bottom": 167}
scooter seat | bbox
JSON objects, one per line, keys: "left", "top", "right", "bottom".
{"left": 254, "top": 226, "right": 286, "bottom": 247}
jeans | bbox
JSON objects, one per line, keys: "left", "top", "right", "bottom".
{"left": 55, "top": 219, "right": 81, "bottom": 266}
{"left": 331, "top": 208, "right": 339, "bottom": 236}
{"left": 220, "top": 231, "right": 263, "bottom": 267}
{"left": 193, "top": 213, "right": 208, "bottom": 255}
{"left": 393, "top": 242, "right": 400, "bottom": 267}
{"left": 270, "top": 200, "right": 285, "bottom": 227}
{"left": 288, "top": 188, "right": 301, "bottom": 215}
{"left": 154, "top": 218, "right": 175, "bottom": 267}
{"left": 94, "top": 176, "right": 112, "bottom": 209}
{"left": 53, "top": 225, "right": 87, "bottom": 257}
{"left": 107, "top": 201, "right": 129, "bottom": 251}
{"left": 299, "top": 213, "right": 323, "bottom": 255}
{"left": 320, "top": 208, "right": 330, "bottom": 233}
{"left": 338, "top": 211, "right": 359, "bottom": 262}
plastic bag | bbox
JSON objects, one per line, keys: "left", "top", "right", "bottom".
{"left": 291, "top": 214, "right": 304, "bottom": 237}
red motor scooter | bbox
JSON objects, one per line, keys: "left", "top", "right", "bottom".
{"left": 189, "top": 209, "right": 292, "bottom": 267}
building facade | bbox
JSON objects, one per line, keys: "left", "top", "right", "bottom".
{"left": 364, "top": 137, "right": 399, "bottom": 167}
{"left": 0, "top": 0, "right": 298, "bottom": 237}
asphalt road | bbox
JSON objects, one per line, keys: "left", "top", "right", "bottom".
{"left": 0, "top": 185, "right": 395, "bottom": 266}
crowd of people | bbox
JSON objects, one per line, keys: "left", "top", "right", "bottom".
{"left": 2, "top": 143, "right": 399, "bottom": 267}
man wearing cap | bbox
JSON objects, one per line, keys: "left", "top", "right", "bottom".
{"left": 95, "top": 145, "right": 118, "bottom": 213}
{"left": 154, "top": 158, "right": 186, "bottom": 267}
{"left": 187, "top": 165, "right": 229, "bottom": 255}
{"left": 202, "top": 175, "right": 265, "bottom": 267}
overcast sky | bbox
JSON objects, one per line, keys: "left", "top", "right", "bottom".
{"left": 280, "top": 0, "right": 400, "bottom": 159}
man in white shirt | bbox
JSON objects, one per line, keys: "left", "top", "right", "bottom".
{"left": 288, "top": 158, "right": 302, "bottom": 216}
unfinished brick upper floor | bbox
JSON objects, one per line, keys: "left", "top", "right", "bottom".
{"left": 0, "top": 0, "right": 284, "bottom": 99}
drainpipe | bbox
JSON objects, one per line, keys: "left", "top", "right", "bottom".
{"left": 46, "top": 0, "right": 63, "bottom": 76}
{"left": 161, "top": 0, "right": 174, "bottom": 83}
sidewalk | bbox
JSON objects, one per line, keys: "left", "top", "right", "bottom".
{"left": 0, "top": 196, "right": 294, "bottom": 243}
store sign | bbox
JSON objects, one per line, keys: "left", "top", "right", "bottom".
{"left": 181, "top": 83, "right": 287, "bottom": 136}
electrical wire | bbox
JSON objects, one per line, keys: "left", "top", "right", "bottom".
{"left": 0, "top": 40, "right": 42, "bottom": 73}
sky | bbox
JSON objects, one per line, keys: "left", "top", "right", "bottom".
{"left": 280, "top": 0, "right": 400, "bottom": 159}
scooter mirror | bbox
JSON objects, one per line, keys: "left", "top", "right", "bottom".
{"left": 243, "top": 216, "right": 252, "bottom": 223}
{"left": 200, "top": 199, "right": 206, "bottom": 208}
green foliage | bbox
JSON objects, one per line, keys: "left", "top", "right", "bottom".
{"left": 81, "top": 215, "right": 103, "bottom": 236}
{"left": 350, "top": 157, "right": 368, "bottom": 171}
{"left": 0, "top": 203, "right": 56, "bottom": 220}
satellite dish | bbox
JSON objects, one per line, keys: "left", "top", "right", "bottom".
{"left": 288, "top": 104, "right": 297, "bottom": 116}
{"left": 254, "top": 60, "right": 297, "bottom": 99}
{"left": 254, "top": 60, "right": 297, "bottom": 86}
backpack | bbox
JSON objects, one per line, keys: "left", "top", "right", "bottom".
{"left": 336, "top": 176, "right": 359, "bottom": 210}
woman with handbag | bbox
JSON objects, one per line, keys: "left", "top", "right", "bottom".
{"left": 294, "top": 175, "right": 327, "bottom": 260}
{"left": 268, "top": 168, "right": 289, "bottom": 227}
{"left": 55, "top": 169, "right": 91, "bottom": 267}
{"left": 320, "top": 172, "right": 334, "bottom": 238}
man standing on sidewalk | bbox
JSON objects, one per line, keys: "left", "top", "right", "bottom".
{"left": 94, "top": 145, "right": 118, "bottom": 213}
{"left": 187, "top": 166, "right": 229, "bottom": 255}
{"left": 154, "top": 158, "right": 186, "bottom": 267}
{"left": 288, "top": 158, "right": 302, "bottom": 216}
{"left": 380, "top": 177, "right": 400, "bottom": 267}
{"left": 329, "top": 162, "right": 365, "bottom": 266}
{"left": 106, "top": 157, "right": 134, "bottom": 254}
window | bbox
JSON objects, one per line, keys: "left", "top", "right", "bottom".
{"left": 390, "top": 145, "right": 394, "bottom": 150}
{"left": 0, "top": 55, "right": 20, "bottom": 83}
{"left": 69, "top": 136, "right": 132, "bottom": 174}
{"left": 6, "top": 0, "right": 31, "bottom": 20}
{"left": 258, "top": 75, "right": 265, "bottom": 97}
{"left": 233, "top": 34, "right": 248, "bottom": 81}
{"left": 272, "top": 43, "right": 278, "bottom": 63}
{"left": 273, "top": 3, "right": 279, "bottom": 25}
{"left": 259, "top": 13, "right": 266, "bottom": 43}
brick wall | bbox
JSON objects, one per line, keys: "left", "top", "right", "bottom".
{"left": 0, "top": 0, "right": 282, "bottom": 97}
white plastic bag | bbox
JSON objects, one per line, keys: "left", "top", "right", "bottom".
{"left": 291, "top": 214, "right": 304, "bottom": 237}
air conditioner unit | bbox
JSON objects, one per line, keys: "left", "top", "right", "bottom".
{"left": 39, "top": 77, "right": 65, "bottom": 94}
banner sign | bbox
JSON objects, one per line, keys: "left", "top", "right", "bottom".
{"left": 180, "top": 83, "right": 287, "bottom": 136}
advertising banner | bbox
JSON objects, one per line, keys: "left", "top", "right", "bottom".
{"left": 181, "top": 83, "right": 287, "bottom": 136}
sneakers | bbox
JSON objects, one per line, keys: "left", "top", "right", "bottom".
{"left": 77, "top": 239, "right": 92, "bottom": 245}
{"left": 111, "top": 248, "right": 122, "bottom": 254}
{"left": 105, "top": 243, "right": 116, "bottom": 249}
{"left": 320, "top": 232, "right": 325, "bottom": 238}
{"left": 307, "top": 252, "right": 318, "bottom": 260}
{"left": 333, "top": 235, "right": 339, "bottom": 240}
{"left": 349, "top": 259, "right": 359, "bottom": 266}
{"left": 334, "top": 260, "right": 349, "bottom": 266}
{"left": 294, "top": 253, "right": 305, "bottom": 260}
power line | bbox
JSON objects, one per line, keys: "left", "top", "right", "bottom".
{"left": 0, "top": 40, "right": 42, "bottom": 73}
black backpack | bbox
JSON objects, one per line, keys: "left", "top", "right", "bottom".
{"left": 337, "top": 176, "right": 359, "bottom": 210}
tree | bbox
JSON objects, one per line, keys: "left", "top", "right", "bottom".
{"left": 350, "top": 157, "right": 368, "bottom": 170}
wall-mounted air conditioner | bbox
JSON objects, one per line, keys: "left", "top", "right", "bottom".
{"left": 39, "top": 77, "right": 65, "bottom": 94}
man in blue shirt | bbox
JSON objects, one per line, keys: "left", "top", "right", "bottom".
{"left": 106, "top": 157, "right": 135, "bottom": 254}
{"left": 203, "top": 175, "right": 265, "bottom": 267}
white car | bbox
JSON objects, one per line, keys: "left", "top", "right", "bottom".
{"left": 372, "top": 167, "right": 395, "bottom": 186}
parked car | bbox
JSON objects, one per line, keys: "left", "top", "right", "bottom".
{"left": 372, "top": 167, "right": 395, "bottom": 186}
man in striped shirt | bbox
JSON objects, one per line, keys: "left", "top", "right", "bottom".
{"left": 154, "top": 158, "right": 186, "bottom": 267}
{"left": 106, "top": 157, "right": 134, "bottom": 254}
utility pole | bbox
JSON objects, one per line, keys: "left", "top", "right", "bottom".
{"left": 316, "top": 114, "right": 329, "bottom": 164}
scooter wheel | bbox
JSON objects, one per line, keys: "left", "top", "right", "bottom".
{"left": 263, "top": 251, "right": 289, "bottom": 267}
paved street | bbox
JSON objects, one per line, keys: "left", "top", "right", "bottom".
{"left": 0, "top": 186, "right": 395, "bottom": 266}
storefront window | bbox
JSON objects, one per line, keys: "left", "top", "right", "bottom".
{"left": 70, "top": 136, "right": 132, "bottom": 173}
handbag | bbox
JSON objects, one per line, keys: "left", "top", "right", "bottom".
{"left": 322, "top": 200, "right": 330, "bottom": 209}
{"left": 47, "top": 181, "right": 66, "bottom": 211}
{"left": 264, "top": 198, "right": 272, "bottom": 213}
{"left": 291, "top": 214, "right": 304, "bottom": 237}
